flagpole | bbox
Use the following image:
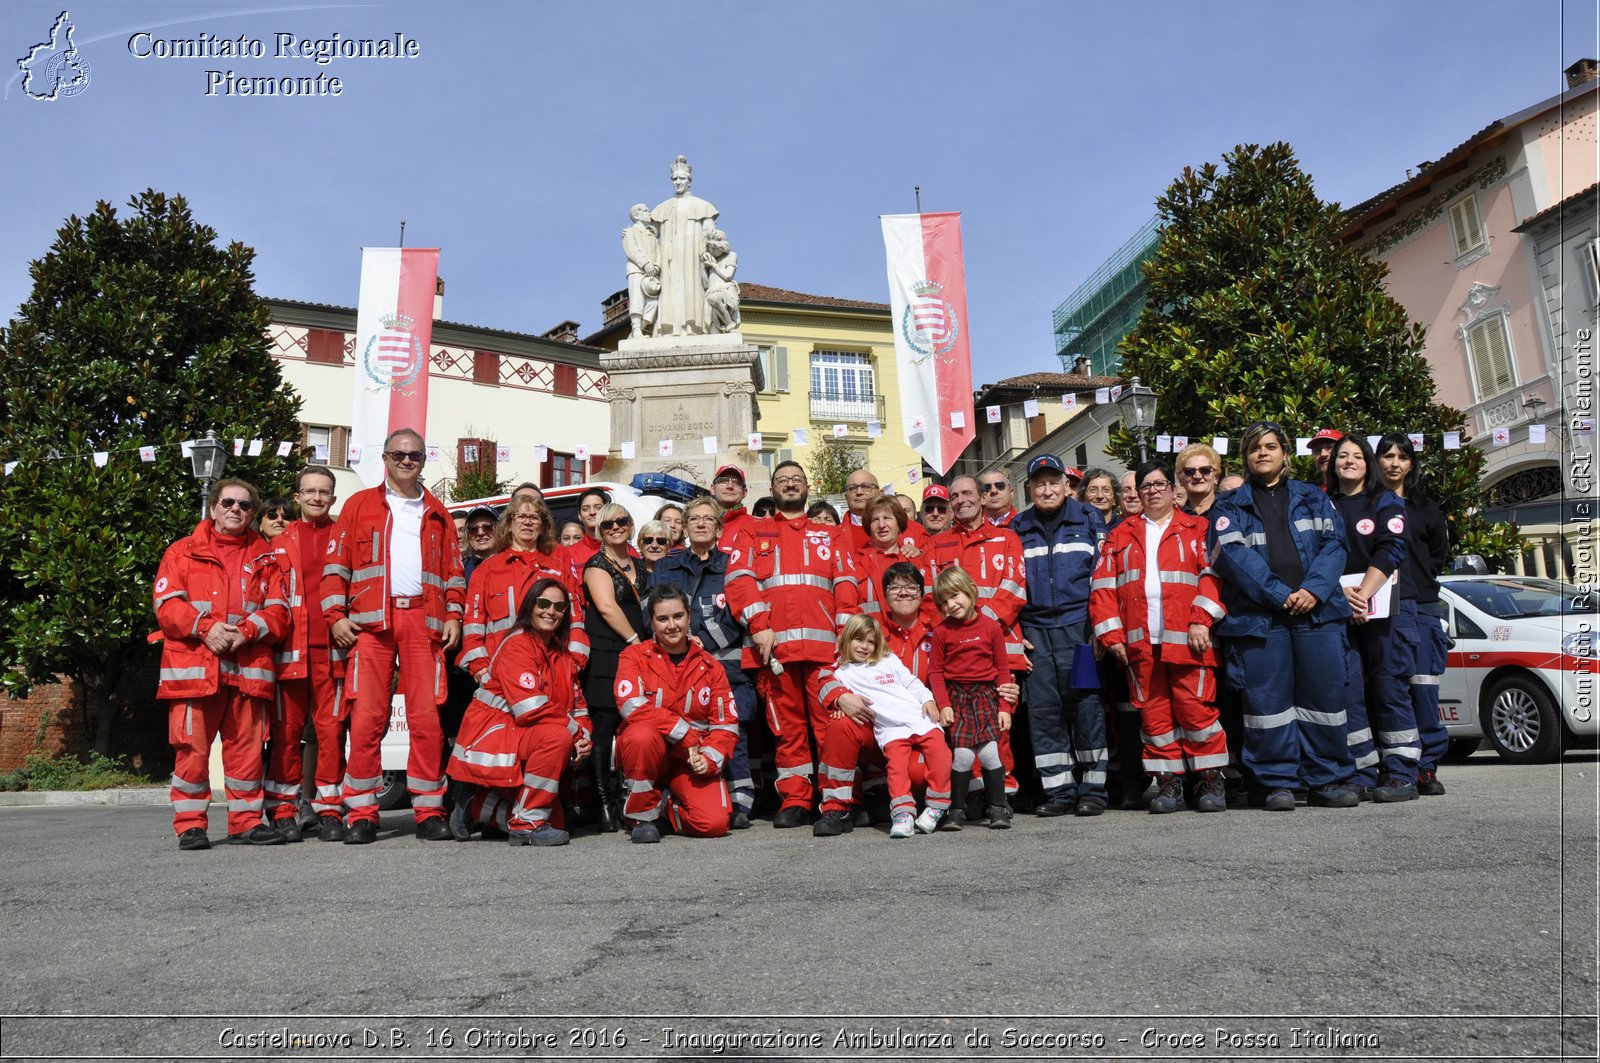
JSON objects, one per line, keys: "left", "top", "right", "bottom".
{"left": 914, "top": 186, "right": 921, "bottom": 213}
{"left": 398, "top": 221, "right": 406, "bottom": 248}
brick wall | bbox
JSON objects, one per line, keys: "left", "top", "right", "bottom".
{"left": 0, "top": 664, "right": 171, "bottom": 776}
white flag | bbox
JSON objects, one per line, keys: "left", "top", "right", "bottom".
{"left": 534, "top": 445, "right": 549, "bottom": 463}
{"left": 1528, "top": 424, "right": 1547, "bottom": 444}
{"left": 659, "top": 439, "right": 674, "bottom": 457}
{"left": 1023, "top": 399, "right": 1039, "bottom": 418}
{"left": 1213, "top": 437, "right": 1229, "bottom": 455}
{"left": 832, "top": 424, "right": 847, "bottom": 439}
{"left": 986, "top": 405, "right": 1002, "bottom": 424}
{"left": 93, "top": 451, "right": 108, "bottom": 467}
{"left": 950, "top": 411, "right": 965, "bottom": 429}
{"left": 1094, "top": 388, "right": 1110, "bottom": 404}
{"left": 866, "top": 420, "right": 883, "bottom": 439}
{"left": 350, "top": 247, "right": 441, "bottom": 489}
{"left": 1443, "top": 432, "right": 1461, "bottom": 450}
{"left": 139, "top": 446, "right": 156, "bottom": 462}
{"left": 793, "top": 429, "right": 809, "bottom": 446}
{"left": 1155, "top": 434, "right": 1172, "bottom": 453}
{"left": 276, "top": 441, "right": 293, "bottom": 458}
{"left": 247, "top": 439, "right": 263, "bottom": 457}
{"left": 233, "top": 438, "right": 245, "bottom": 456}
{"left": 620, "top": 441, "right": 636, "bottom": 460}
{"left": 496, "top": 445, "right": 511, "bottom": 463}
{"left": 1408, "top": 433, "right": 1425, "bottom": 452}
{"left": 702, "top": 436, "right": 718, "bottom": 454}
{"left": 425, "top": 444, "right": 441, "bottom": 462}
{"left": 1062, "top": 393, "right": 1078, "bottom": 410}
{"left": 748, "top": 432, "right": 763, "bottom": 451}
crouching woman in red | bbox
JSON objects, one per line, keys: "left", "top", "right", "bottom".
{"left": 447, "top": 577, "right": 592, "bottom": 846}
{"left": 614, "top": 585, "right": 739, "bottom": 843}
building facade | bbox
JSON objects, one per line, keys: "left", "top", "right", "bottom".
{"left": 1052, "top": 217, "right": 1161, "bottom": 377}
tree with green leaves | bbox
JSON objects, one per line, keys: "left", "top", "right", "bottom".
{"left": 808, "top": 436, "right": 860, "bottom": 496}
{"left": 1117, "top": 142, "right": 1518, "bottom": 565}
{"left": 0, "top": 190, "right": 304, "bottom": 755}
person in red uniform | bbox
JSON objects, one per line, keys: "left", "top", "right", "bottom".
{"left": 154, "top": 478, "right": 290, "bottom": 849}
{"left": 1090, "top": 460, "right": 1230, "bottom": 813}
{"left": 322, "top": 429, "right": 465, "bottom": 844}
{"left": 447, "top": 577, "right": 591, "bottom": 845}
{"left": 930, "top": 567, "right": 1015, "bottom": 829}
{"left": 920, "top": 483, "right": 953, "bottom": 537}
{"left": 725, "top": 460, "right": 861, "bottom": 828}
{"left": 614, "top": 585, "right": 740, "bottom": 842}
{"left": 710, "top": 464, "right": 754, "bottom": 550}
{"left": 854, "top": 496, "right": 933, "bottom": 621}
{"left": 266, "top": 467, "right": 345, "bottom": 841}
{"left": 977, "top": 470, "right": 1019, "bottom": 528}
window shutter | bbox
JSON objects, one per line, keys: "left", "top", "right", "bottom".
{"left": 1467, "top": 317, "right": 1513, "bottom": 397}
{"left": 774, "top": 346, "right": 789, "bottom": 392}
{"left": 331, "top": 426, "right": 349, "bottom": 467}
{"left": 553, "top": 363, "right": 578, "bottom": 397}
{"left": 1449, "top": 197, "right": 1485, "bottom": 258}
{"left": 472, "top": 349, "right": 499, "bottom": 384}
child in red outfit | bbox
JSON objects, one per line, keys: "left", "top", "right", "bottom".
{"left": 929, "top": 567, "right": 1014, "bottom": 829}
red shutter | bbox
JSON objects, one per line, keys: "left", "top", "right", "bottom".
{"left": 307, "top": 328, "right": 343, "bottom": 365}
{"left": 472, "top": 349, "right": 498, "bottom": 384}
{"left": 553, "top": 364, "right": 578, "bottom": 397}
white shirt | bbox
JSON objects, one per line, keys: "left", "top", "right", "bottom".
{"left": 1143, "top": 514, "right": 1171, "bottom": 641}
{"left": 385, "top": 482, "right": 426, "bottom": 596}
{"left": 833, "top": 656, "right": 939, "bottom": 746}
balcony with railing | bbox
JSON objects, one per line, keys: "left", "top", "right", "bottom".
{"left": 810, "top": 392, "right": 887, "bottom": 424}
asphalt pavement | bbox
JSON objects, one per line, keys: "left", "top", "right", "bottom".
{"left": 0, "top": 749, "right": 1595, "bottom": 1062}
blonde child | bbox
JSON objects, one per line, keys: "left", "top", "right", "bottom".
{"left": 831, "top": 615, "right": 953, "bottom": 838}
{"left": 930, "top": 567, "right": 1014, "bottom": 829}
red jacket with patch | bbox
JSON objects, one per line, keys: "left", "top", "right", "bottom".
{"left": 725, "top": 514, "right": 861, "bottom": 666}
{"left": 459, "top": 548, "right": 589, "bottom": 679}
{"left": 614, "top": 640, "right": 739, "bottom": 774}
{"left": 928, "top": 520, "right": 1029, "bottom": 669}
{"left": 1089, "top": 510, "right": 1224, "bottom": 666}
{"left": 321, "top": 485, "right": 465, "bottom": 640}
{"left": 269, "top": 517, "right": 344, "bottom": 681}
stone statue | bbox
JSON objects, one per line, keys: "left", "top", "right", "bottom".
{"left": 703, "top": 228, "right": 740, "bottom": 333}
{"left": 622, "top": 204, "right": 660, "bottom": 338}
{"left": 650, "top": 155, "right": 719, "bottom": 336}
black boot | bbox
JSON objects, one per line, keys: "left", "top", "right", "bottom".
{"left": 592, "top": 758, "right": 619, "bottom": 834}
{"left": 941, "top": 770, "right": 971, "bottom": 830}
{"left": 982, "top": 766, "right": 1012, "bottom": 829}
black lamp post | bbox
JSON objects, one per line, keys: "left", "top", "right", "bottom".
{"left": 188, "top": 429, "right": 227, "bottom": 520}
{"left": 1118, "top": 377, "right": 1159, "bottom": 463}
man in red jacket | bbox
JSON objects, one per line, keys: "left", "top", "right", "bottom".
{"left": 614, "top": 585, "right": 740, "bottom": 841}
{"left": 154, "top": 478, "right": 290, "bottom": 850}
{"left": 322, "top": 429, "right": 466, "bottom": 843}
{"left": 266, "top": 466, "right": 345, "bottom": 841}
{"left": 725, "top": 461, "right": 861, "bottom": 828}
{"left": 711, "top": 463, "right": 754, "bottom": 550}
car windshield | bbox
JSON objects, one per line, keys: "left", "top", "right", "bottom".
{"left": 1446, "top": 578, "right": 1583, "bottom": 619}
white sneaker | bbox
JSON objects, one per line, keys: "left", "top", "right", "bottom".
{"left": 889, "top": 812, "right": 914, "bottom": 839}
{"left": 914, "top": 807, "right": 943, "bottom": 834}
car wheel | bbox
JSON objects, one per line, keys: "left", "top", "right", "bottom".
{"left": 1482, "top": 674, "right": 1562, "bottom": 764}
{"left": 1445, "top": 737, "right": 1482, "bottom": 761}
{"left": 376, "top": 770, "right": 410, "bottom": 811}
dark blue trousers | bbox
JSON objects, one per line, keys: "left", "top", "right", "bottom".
{"left": 1022, "top": 623, "right": 1108, "bottom": 804}
{"left": 1226, "top": 620, "right": 1354, "bottom": 791}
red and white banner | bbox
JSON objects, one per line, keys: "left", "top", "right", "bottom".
{"left": 350, "top": 247, "right": 440, "bottom": 487}
{"left": 881, "top": 213, "right": 974, "bottom": 474}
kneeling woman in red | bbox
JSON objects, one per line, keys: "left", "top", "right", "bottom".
{"left": 614, "top": 585, "right": 739, "bottom": 843}
{"left": 447, "top": 578, "right": 593, "bottom": 846}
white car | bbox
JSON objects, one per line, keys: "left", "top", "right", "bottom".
{"left": 1436, "top": 575, "right": 1598, "bottom": 763}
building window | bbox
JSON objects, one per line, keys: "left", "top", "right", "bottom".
{"left": 1465, "top": 314, "right": 1516, "bottom": 399}
{"left": 301, "top": 424, "right": 349, "bottom": 467}
{"left": 1447, "top": 194, "right": 1487, "bottom": 261}
{"left": 546, "top": 450, "right": 583, "bottom": 488}
{"left": 306, "top": 328, "right": 345, "bottom": 365}
{"left": 810, "top": 350, "right": 878, "bottom": 422}
{"left": 1585, "top": 237, "right": 1600, "bottom": 306}
{"left": 756, "top": 346, "right": 790, "bottom": 393}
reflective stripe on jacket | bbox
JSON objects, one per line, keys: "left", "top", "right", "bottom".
{"left": 724, "top": 514, "right": 861, "bottom": 666}
{"left": 1089, "top": 510, "right": 1222, "bottom": 665}
{"left": 321, "top": 485, "right": 465, "bottom": 639}
{"left": 1207, "top": 479, "right": 1350, "bottom": 638}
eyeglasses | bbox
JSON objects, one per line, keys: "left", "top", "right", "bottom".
{"left": 1182, "top": 466, "right": 1215, "bottom": 479}
{"left": 712, "top": 476, "right": 743, "bottom": 487}
{"left": 846, "top": 483, "right": 879, "bottom": 493}
{"left": 922, "top": 503, "right": 948, "bottom": 513}
{"left": 216, "top": 497, "right": 255, "bottom": 512}
{"left": 385, "top": 450, "right": 425, "bottom": 464}
{"left": 979, "top": 482, "right": 1008, "bottom": 494}
{"left": 511, "top": 515, "right": 540, "bottom": 525}
{"left": 885, "top": 584, "right": 921, "bottom": 596}
{"left": 532, "top": 597, "right": 569, "bottom": 614}
{"left": 772, "top": 475, "right": 805, "bottom": 487}
{"left": 467, "top": 523, "right": 496, "bottom": 534}
{"left": 686, "top": 514, "right": 719, "bottom": 525}
{"left": 296, "top": 489, "right": 332, "bottom": 499}
{"left": 1138, "top": 481, "right": 1172, "bottom": 493}
{"left": 640, "top": 536, "right": 670, "bottom": 546}
{"left": 599, "top": 518, "right": 633, "bottom": 532}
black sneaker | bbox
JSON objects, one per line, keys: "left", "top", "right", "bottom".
{"left": 1308, "top": 783, "right": 1359, "bottom": 808}
{"left": 510, "top": 823, "right": 572, "bottom": 846}
{"left": 272, "top": 816, "right": 303, "bottom": 843}
{"left": 986, "top": 804, "right": 1012, "bottom": 830}
{"left": 850, "top": 807, "right": 872, "bottom": 828}
{"left": 177, "top": 828, "right": 210, "bottom": 851}
{"left": 343, "top": 819, "right": 378, "bottom": 845}
{"left": 812, "top": 810, "right": 853, "bottom": 837}
{"left": 938, "top": 808, "right": 965, "bottom": 831}
{"left": 1035, "top": 798, "right": 1076, "bottom": 817}
{"left": 772, "top": 805, "right": 809, "bottom": 829}
{"left": 1194, "top": 771, "right": 1227, "bottom": 813}
{"left": 1148, "top": 773, "right": 1184, "bottom": 814}
{"left": 415, "top": 817, "right": 453, "bottom": 841}
{"left": 316, "top": 815, "right": 346, "bottom": 842}
{"left": 629, "top": 821, "right": 661, "bottom": 844}
{"left": 295, "top": 799, "right": 319, "bottom": 832}
{"left": 227, "top": 824, "right": 287, "bottom": 846}
{"left": 729, "top": 810, "right": 752, "bottom": 830}
{"left": 1417, "top": 769, "right": 1446, "bottom": 796}
{"left": 1263, "top": 788, "right": 1297, "bottom": 812}
{"left": 1374, "top": 776, "right": 1419, "bottom": 803}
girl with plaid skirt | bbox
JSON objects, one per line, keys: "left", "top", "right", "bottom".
{"left": 929, "top": 567, "right": 1014, "bottom": 830}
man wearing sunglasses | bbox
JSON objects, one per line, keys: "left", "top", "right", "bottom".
{"left": 977, "top": 471, "right": 1018, "bottom": 528}
{"left": 322, "top": 428, "right": 467, "bottom": 843}
{"left": 919, "top": 483, "right": 952, "bottom": 535}
{"left": 155, "top": 477, "right": 291, "bottom": 849}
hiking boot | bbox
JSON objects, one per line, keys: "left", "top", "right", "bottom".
{"left": 448, "top": 800, "right": 472, "bottom": 841}
{"left": 1194, "top": 770, "right": 1227, "bottom": 813}
{"left": 272, "top": 816, "right": 303, "bottom": 843}
{"left": 343, "top": 819, "right": 378, "bottom": 845}
{"left": 812, "top": 810, "right": 853, "bottom": 837}
{"left": 851, "top": 807, "right": 872, "bottom": 828}
{"left": 1147, "top": 773, "right": 1184, "bottom": 814}
{"left": 295, "top": 798, "right": 319, "bottom": 832}
{"left": 772, "top": 805, "right": 809, "bottom": 829}
{"left": 1308, "top": 783, "right": 1359, "bottom": 808}
{"left": 415, "top": 817, "right": 453, "bottom": 841}
{"left": 1416, "top": 769, "right": 1446, "bottom": 796}
{"left": 914, "top": 807, "right": 943, "bottom": 834}
{"left": 228, "top": 823, "right": 287, "bottom": 846}
{"left": 316, "top": 815, "right": 346, "bottom": 842}
{"left": 888, "top": 812, "right": 915, "bottom": 839}
{"left": 1374, "top": 776, "right": 1419, "bottom": 803}
{"left": 729, "top": 809, "right": 752, "bottom": 830}
{"left": 981, "top": 766, "right": 1011, "bottom": 829}
{"left": 1263, "top": 788, "right": 1297, "bottom": 812}
{"left": 628, "top": 821, "right": 661, "bottom": 844}
{"left": 177, "top": 828, "right": 210, "bottom": 851}
{"left": 938, "top": 807, "right": 965, "bottom": 831}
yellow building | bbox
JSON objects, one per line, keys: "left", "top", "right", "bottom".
{"left": 586, "top": 283, "right": 926, "bottom": 491}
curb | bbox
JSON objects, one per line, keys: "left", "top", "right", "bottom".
{"left": 0, "top": 787, "right": 224, "bottom": 807}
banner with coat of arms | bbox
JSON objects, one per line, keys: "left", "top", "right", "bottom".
{"left": 350, "top": 247, "right": 441, "bottom": 488}
{"left": 880, "top": 212, "right": 974, "bottom": 474}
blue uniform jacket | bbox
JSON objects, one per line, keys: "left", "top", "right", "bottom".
{"left": 645, "top": 548, "right": 749, "bottom": 685}
{"left": 1010, "top": 498, "right": 1107, "bottom": 630}
{"left": 1207, "top": 478, "right": 1351, "bottom": 638}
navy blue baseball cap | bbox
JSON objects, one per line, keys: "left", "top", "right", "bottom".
{"left": 1027, "top": 454, "right": 1066, "bottom": 480}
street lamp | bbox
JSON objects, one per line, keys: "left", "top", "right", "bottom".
{"left": 1118, "top": 376, "right": 1159, "bottom": 463}
{"left": 188, "top": 429, "right": 227, "bottom": 520}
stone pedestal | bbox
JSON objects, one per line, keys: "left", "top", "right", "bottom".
{"left": 602, "top": 336, "right": 762, "bottom": 488}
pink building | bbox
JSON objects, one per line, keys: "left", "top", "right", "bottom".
{"left": 1343, "top": 60, "right": 1598, "bottom": 577}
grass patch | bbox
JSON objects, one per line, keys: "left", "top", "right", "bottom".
{"left": 4, "top": 752, "right": 150, "bottom": 791}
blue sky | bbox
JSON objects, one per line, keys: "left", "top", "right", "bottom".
{"left": 3, "top": 1, "right": 1594, "bottom": 383}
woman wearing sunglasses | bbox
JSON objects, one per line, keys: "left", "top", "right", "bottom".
{"left": 1175, "top": 442, "right": 1224, "bottom": 518}
{"left": 636, "top": 520, "right": 673, "bottom": 575}
{"left": 255, "top": 497, "right": 296, "bottom": 541}
{"left": 447, "top": 578, "right": 592, "bottom": 846}
{"left": 580, "top": 503, "right": 648, "bottom": 831}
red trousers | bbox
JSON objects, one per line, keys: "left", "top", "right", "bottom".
{"left": 817, "top": 715, "right": 874, "bottom": 815}
{"left": 1126, "top": 658, "right": 1229, "bottom": 775}
{"left": 616, "top": 724, "right": 731, "bottom": 838}
{"left": 507, "top": 721, "right": 575, "bottom": 831}
{"left": 884, "top": 730, "right": 952, "bottom": 816}
{"left": 267, "top": 651, "right": 340, "bottom": 821}
{"left": 167, "top": 689, "right": 267, "bottom": 836}
{"left": 344, "top": 608, "right": 446, "bottom": 824}
{"left": 758, "top": 661, "right": 829, "bottom": 810}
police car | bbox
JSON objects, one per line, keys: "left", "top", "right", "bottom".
{"left": 1436, "top": 575, "right": 1598, "bottom": 763}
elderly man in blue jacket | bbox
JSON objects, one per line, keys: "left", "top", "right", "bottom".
{"left": 1207, "top": 421, "right": 1358, "bottom": 811}
{"left": 1011, "top": 454, "right": 1110, "bottom": 816}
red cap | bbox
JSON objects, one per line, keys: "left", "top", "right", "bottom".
{"left": 1310, "top": 428, "right": 1343, "bottom": 448}
{"left": 713, "top": 463, "right": 746, "bottom": 485}
{"left": 923, "top": 484, "right": 950, "bottom": 502}
{"left": 1063, "top": 466, "right": 1083, "bottom": 482}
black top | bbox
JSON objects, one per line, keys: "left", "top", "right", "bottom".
{"left": 583, "top": 551, "right": 646, "bottom": 678}
{"left": 1332, "top": 489, "right": 1411, "bottom": 598}
{"left": 1251, "top": 478, "right": 1304, "bottom": 590}
{"left": 1400, "top": 492, "right": 1450, "bottom": 605}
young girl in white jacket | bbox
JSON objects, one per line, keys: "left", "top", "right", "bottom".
{"left": 831, "top": 615, "right": 954, "bottom": 837}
